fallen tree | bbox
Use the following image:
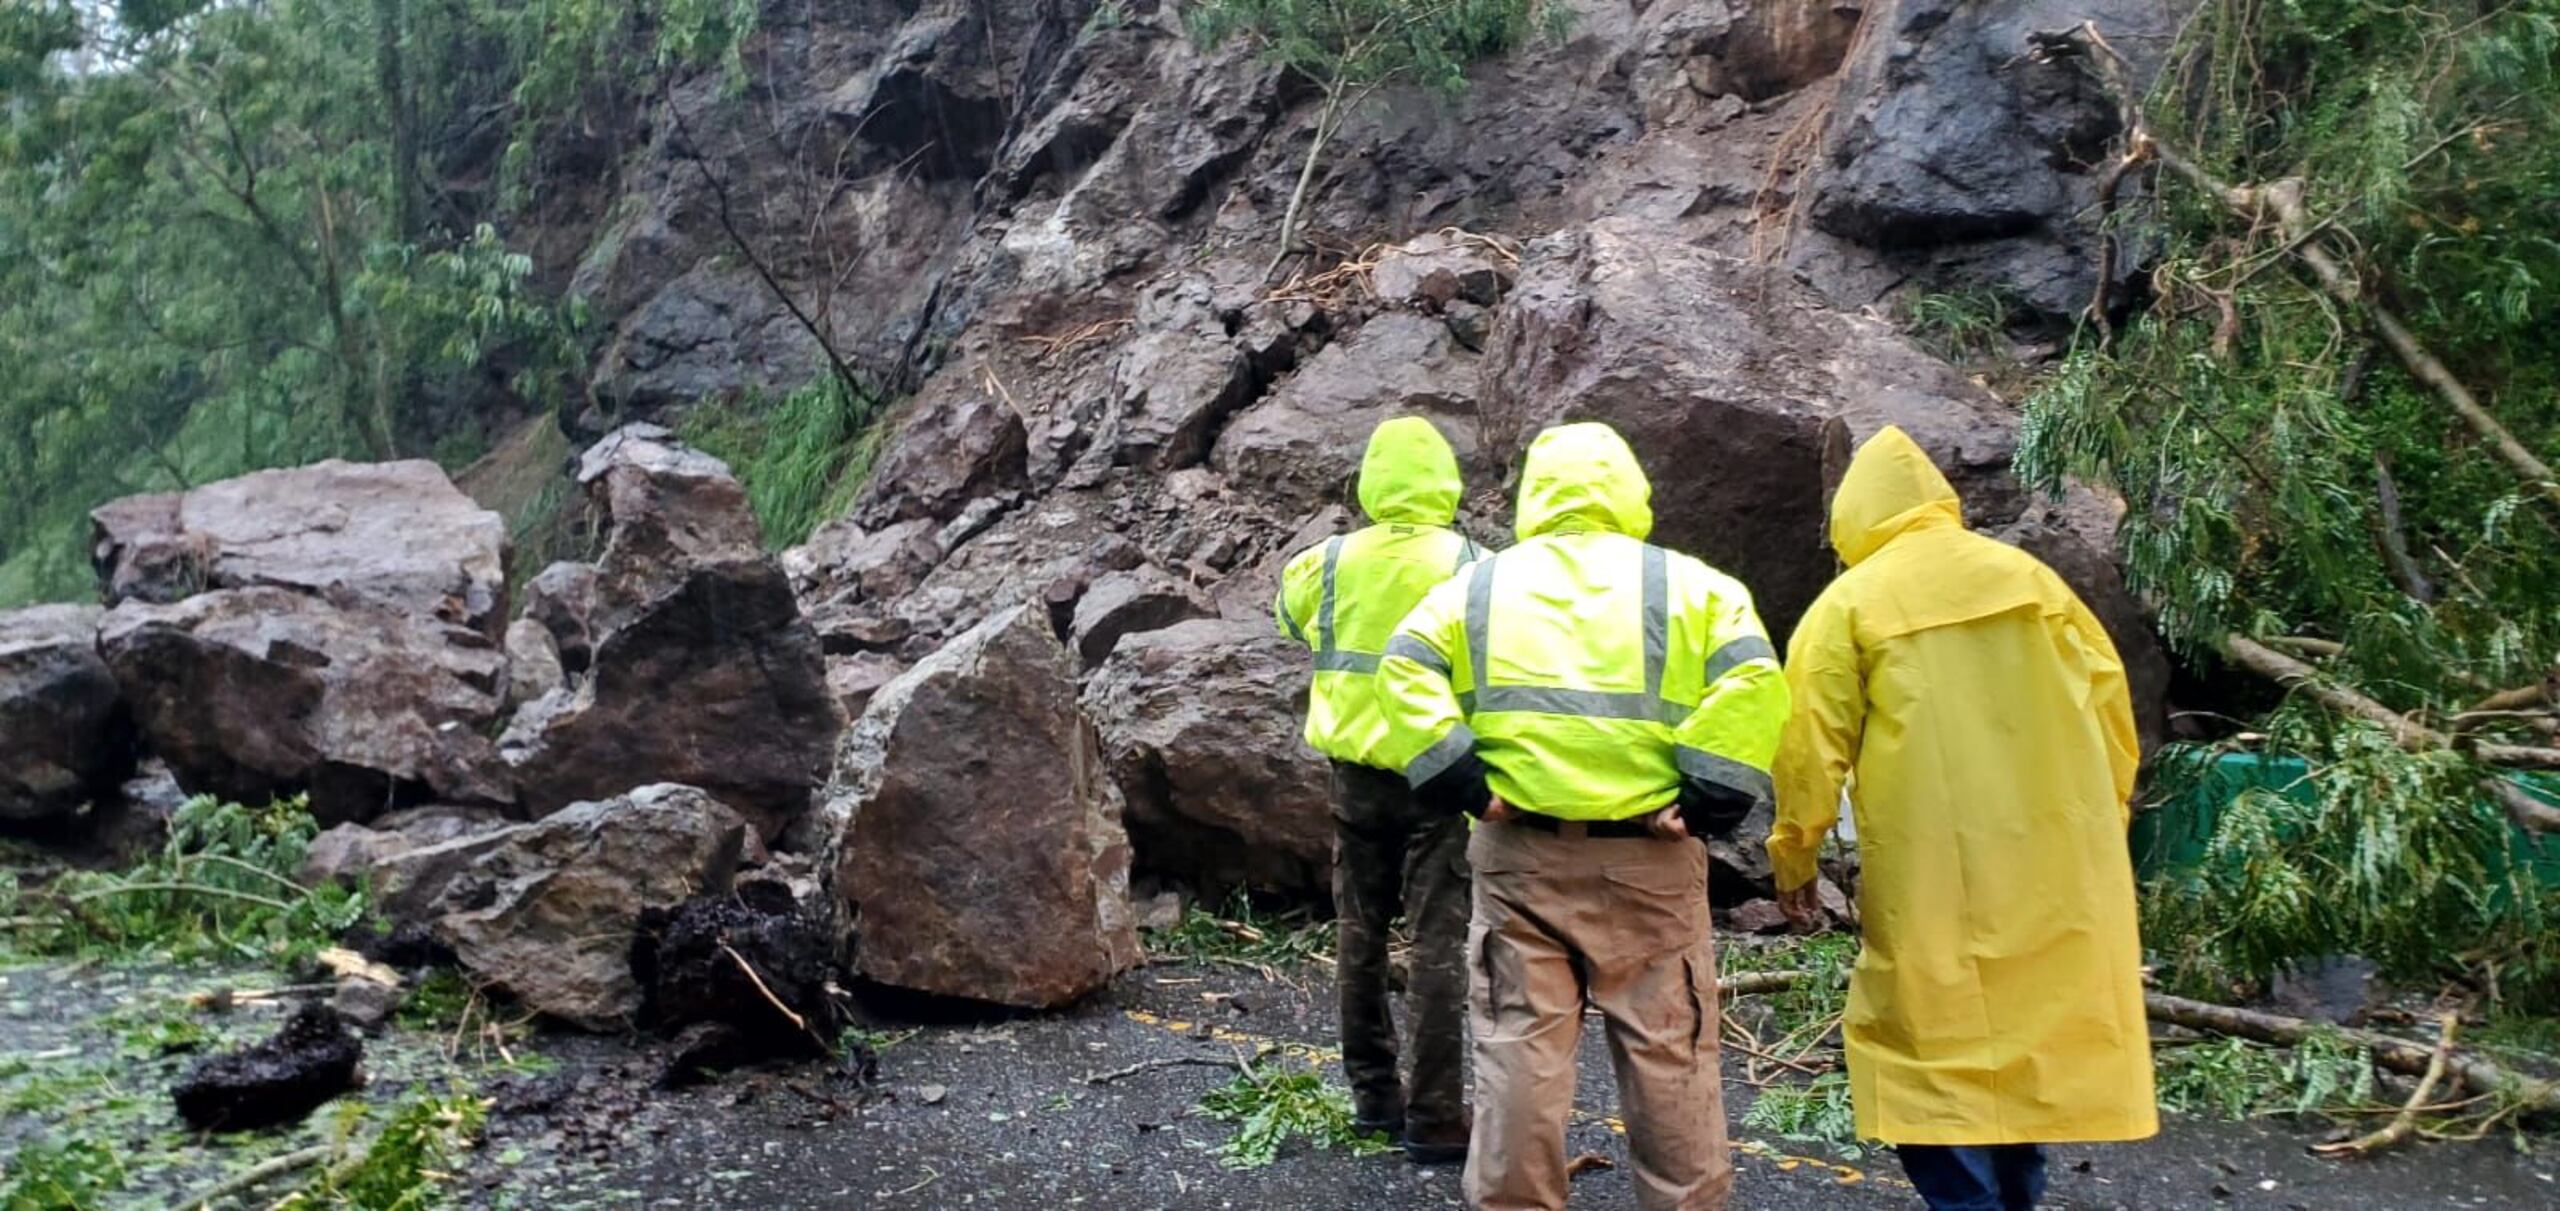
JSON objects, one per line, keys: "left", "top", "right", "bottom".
{"left": 2145, "top": 993, "right": 2560, "bottom": 1118}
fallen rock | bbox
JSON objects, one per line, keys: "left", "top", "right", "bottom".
{"left": 1084, "top": 619, "right": 1333, "bottom": 897}
{"left": 828, "top": 606, "right": 1140, "bottom": 1008}
{"left": 99, "top": 587, "right": 511, "bottom": 825}
{"left": 299, "top": 805, "right": 517, "bottom": 896}
{"left": 91, "top": 460, "right": 508, "bottom": 635}
{"left": 1807, "top": 0, "right": 2191, "bottom": 316}
{"left": 0, "top": 603, "right": 134, "bottom": 831}
{"left": 1070, "top": 568, "right": 1214, "bottom": 669}
{"left": 503, "top": 427, "right": 837, "bottom": 842}
{"left": 1725, "top": 899, "right": 1790, "bottom": 935}
{"left": 433, "top": 784, "right": 750, "bottom": 1030}
{"left": 1482, "top": 222, "right": 2036, "bottom": 629}
{"left": 171, "top": 1002, "right": 363, "bottom": 1132}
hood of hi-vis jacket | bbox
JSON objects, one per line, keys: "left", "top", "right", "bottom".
{"left": 1275, "top": 418, "right": 1479, "bottom": 768}
{"left": 1357, "top": 416, "right": 1463, "bottom": 526}
{"left": 1769, "top": 424, "right": 2156, "bottom": 1148}
{"left": 1515, "top": 422, "right": 1654, "bottom": 542}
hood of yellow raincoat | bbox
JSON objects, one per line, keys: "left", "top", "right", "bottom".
{"left": 1357, "top": 417, "right": 1464, "bottom": 525}
{"left": 1830, "top": 426, "right": 1964, "bottom": 567}
{"left": 1515, "top": 422, "right": 1654, "bottom": 541}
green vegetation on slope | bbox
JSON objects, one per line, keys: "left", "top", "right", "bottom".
{"left": 0, "top": 0, "right": 762, "bottom": 606}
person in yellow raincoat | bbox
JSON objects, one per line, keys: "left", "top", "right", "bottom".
{"left": 1768, "top": 426, "right": 2153, "bottom": 1211}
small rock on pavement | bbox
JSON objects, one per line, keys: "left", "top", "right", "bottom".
{"left": 918, "top": 1083, "right": 949, "bottom": 1105}
{"left": 172, "top": 1002, "right": 363, "bottom": 1132}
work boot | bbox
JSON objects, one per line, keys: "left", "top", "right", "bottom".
{"left": 1353, "top": 1094, "right": 1405, "bottom": 1140}
{"left": 1402, "top": 1113, "right": 1471, "bottom": 1165}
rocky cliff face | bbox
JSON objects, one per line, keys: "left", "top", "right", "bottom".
{"left": 561, "top": 0, "right": 2184, "bottom": 894}
{"left": 13, "top": 0, "right": 2191, "bottom": 942}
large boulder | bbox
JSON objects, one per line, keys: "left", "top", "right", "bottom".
{"left": 430, "top": 784, "right": 750, "bottom": 1030}
{"left": 90, "top": 460, "right": 509, "bottom": 636}
{"left": 1481, "top": 222, "right": 2032, "bottom": 632}
{"left": 1084, "top": 619, "right": 1333, "bottom": 897}
{"left": 502, "top": 426, "right": 838, "bottom": 843}
{"left": 0, "top": 604, "right": 134, "bottom": 830}
{"left": 1807, "top": 0, "right": 2195, "bottom": 316}
{"left": 98, "top": 587, "right": 511, "bottom": 825}
{"left": 827, "top": 606, "right": 1140, "bottom": 1008}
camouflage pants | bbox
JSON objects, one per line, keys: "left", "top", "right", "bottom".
{"left": 1331, "top": 760, "right": 1471, "bottom": 1136}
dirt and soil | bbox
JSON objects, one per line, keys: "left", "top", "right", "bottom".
{"left": 6, "top": 953, "right": 2554, "bottom": 1209}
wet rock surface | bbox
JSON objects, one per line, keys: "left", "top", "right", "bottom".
{"left": 98, "top": 587, "right": 512, "bottom": 825}
{"left": 170, "top": 1002, "right": 363, "bottom": 1133}
{"left": 0, "top": 603, "right": 132, "bottom": 830}
{"left": 90, "top": 460, "right": 508, "bottom": 635}
{"left": 502, "top": 426, "right": 837, "bottom": 842}
{"left": 827, "top": 606, "right": 1141, "bottom": 1008}
{"left": 431, "top": 784, "right": 751, "bottom": 1030}
{"left": 1085, "top": 619, "right": 1333, "bottom": 897}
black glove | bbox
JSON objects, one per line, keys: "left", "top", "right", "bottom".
{"left": 1676, "top": 778, "right": 1757, "bottom": 841}
{"left": 1415, "top": 752, "right": 1493, "bottom": 820}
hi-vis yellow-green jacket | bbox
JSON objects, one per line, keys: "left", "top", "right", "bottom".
{"left": 1275, "top": 418, "right": 1482, "bottom": 769}
{"left": 1769, "top": 425, "right": 2153, "bottom": 1146}
{"left": 1376, "top": 422, "right": 1789, "bottom": 820}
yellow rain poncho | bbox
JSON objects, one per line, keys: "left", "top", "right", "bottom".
{"left": 1768, "top": 426, "right": 2155, "bottom": 1146}
{"left": 1275, "top": 417, "right": 1481, "bottom": 768}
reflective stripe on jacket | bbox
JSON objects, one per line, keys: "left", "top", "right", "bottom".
{"left": 1377, "top": 422, "right": 1789, "bottom": 821}
{"left": 1769, "top": 425, "right": 2153, "bottom": 1146}
{"left": 1275, "top": 417, "right": 1480, "bottom": 768}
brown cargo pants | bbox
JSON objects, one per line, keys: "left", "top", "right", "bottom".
{"left": 1332, "top": 761, "right": 1471, "bottom": 1137}
{"left": 1465, "top": 818, "right": 1730, "bottom": 1211}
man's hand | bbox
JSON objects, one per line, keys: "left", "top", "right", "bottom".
{"left": 1777, "top": 881, "right": 1823, "bottom": 931}
{"left": 1483, "top": 795, "right": 1517, "bottom": 823}
{"left": 1646, "top": 804, "right": 1690, "bottom": 841}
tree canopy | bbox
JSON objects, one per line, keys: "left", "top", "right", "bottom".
{"left": 2019, "top": 0, "right": 2560, "bottom": 1007}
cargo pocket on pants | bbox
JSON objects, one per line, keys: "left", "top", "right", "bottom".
{"left": 1682, "top": 950, "right": 1711, "bottom": 1056}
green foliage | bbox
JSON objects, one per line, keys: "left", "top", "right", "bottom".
{"left": 678, "top": 377, "right": 886, "bottom": 549}
{"left": 397, "top": 968, "right": 479, "bottom": 1031}
{"left": 2017, "top": 0, "right": 2560, "bottom": 1006}
{"left": 0, "top": 0, "right": 755, "bottom": 607}
{"left": 2139, "top": 738, "right": 2560, "bottom": 1004}
{"left": 1187, "top": 0, "right": 1550, "bottom": 98}
{"left": 1196, "top": 1060, "right": 1395, "bottom": 1168}
{"left": 3, "top": 795, "right": 364, "bottom": 964}
{"left": 1740, "top": 1071, "right": 1859, "bottom": 1154}
{"left": 1145, "top": 891, "right": 1339, "bottom": 968}
{"left": 277, "top": 1091, "right": 489, "bottom": 1210}
{"left": 0, "top": 1138, "right": 128, "bottom": 1211}
{"left": 2153, "top": 1033, "right": 2378, "bottom": 1122}
{"left": 1899, "top": 287, "right": 2018, "bottom": 364}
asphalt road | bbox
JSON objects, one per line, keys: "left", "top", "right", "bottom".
{"left": 470, "top": 961, "right": 2560, "bottom": 1211}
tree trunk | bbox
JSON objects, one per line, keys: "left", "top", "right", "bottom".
{"left": 2145, "top": 993, "right": 2560, "bottom": 1114}
{"left": 373, "top": 0, "right": 420, "bottom": 243}
{"left": 1268, "top": 80, "right": 1347, "bottom": 279}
